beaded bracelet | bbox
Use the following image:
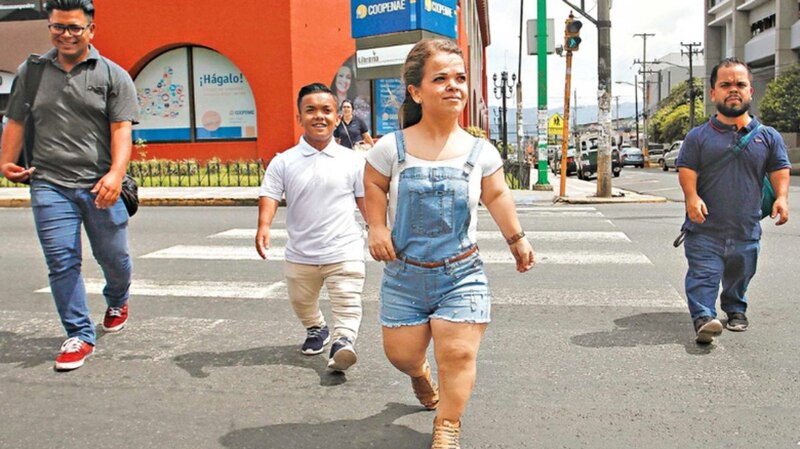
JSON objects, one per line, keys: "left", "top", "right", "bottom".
{"left": 505, "top": 231, "right": 526, "bottom": 245}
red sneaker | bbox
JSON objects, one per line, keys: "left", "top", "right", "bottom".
{"left": 54, "top": 337, "right": 94, "bottom": 371}
{"left": 103, "top": 303, "right": 128, "bottom": 332}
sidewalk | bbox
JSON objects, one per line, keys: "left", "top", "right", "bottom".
{"left": 0, "top": 175, "right": 666, "bottom": 208}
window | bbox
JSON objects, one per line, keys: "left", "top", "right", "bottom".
{"left": 133, "top": 47, "right": 257, "bottom": 143}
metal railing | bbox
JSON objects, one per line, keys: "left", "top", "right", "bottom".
{"left": 0, "top": 159, "right": 268, "bottom": 188}
{"left": 503, "top": 160, "right": 531, "bottom": 190}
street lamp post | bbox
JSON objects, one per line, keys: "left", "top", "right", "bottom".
{"left": 493, "top": 71, "right": 516, "bottom": 160}
{"left": 615, "top": 75, "right": 639, "bottom": 147}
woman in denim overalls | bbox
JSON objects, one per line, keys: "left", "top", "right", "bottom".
{"left": 365, "top": 39, "right": 535, "bottom": 449}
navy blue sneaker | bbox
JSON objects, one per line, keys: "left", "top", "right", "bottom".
{"left": 327, "top": 337, "right": 357, "bottom": 371}
{"left": 725, "top": 312, "right": 749, "bottom": 332}
{"left": 301, "top": 325, "right": 330, "bottom": 355}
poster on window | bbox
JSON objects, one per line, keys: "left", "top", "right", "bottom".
{"left": 192, "top": 48, "right": 257, "bottom": 140}
{"left": 330, "top": 56, "right": 372, "bottom": 133}
{"left": 374, "top": 78, "right": 404, "bottom": 136}
{"left": 133, "top": 48, "right": 192, "bottom": 142}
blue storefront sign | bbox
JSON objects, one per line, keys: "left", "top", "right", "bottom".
{"left": 374, "top": 78, "right": 405, "bottom": 135}
{"left": 351, "top": 0, "right": 457, "bottom": 39}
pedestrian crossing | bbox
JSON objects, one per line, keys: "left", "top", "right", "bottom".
{"left": 35, "top": 204, "right": 685, "bottom": 308}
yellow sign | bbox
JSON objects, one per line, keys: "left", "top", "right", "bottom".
{"left": 547, "top": 113, "right": 564, "bottom": 136}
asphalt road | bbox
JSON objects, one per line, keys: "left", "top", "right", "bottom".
{"left": 1, "top": 201, "right": 799, "bottom": 449}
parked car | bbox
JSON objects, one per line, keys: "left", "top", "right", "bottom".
{"left": 577, "top": 148, "right": 622, "bottom": 179}
{"left": 658, "top": 140, "right": 683, "bottom": 171}
{"left": 549, "top": 146, "right": 576, "bottom": 175}
{"left": 619, "top": 146, "right": 645, "bottom": 168}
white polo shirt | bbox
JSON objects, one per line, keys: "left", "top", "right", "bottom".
{"left": 260, "top": 137, "right": 366, "bottom": 264}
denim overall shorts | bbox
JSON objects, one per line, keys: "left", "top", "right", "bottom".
{"left": 379, "top": 131, "right": 491, "bottom": 327}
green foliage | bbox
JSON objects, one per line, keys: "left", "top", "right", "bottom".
{"left": 759, "top": 64, "right": 800, "bottom": 133}
{"left": 465, "top": 126, "right": 487, "bottom": 139}
{"left": 650, "top": 78, "right": 706, "bottom": 143}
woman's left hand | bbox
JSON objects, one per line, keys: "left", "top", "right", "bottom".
{"left": 510, "top": 238, "right": 535, "bottom": 272}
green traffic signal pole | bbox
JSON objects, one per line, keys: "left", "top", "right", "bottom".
{"left": 533, "top": 0, "right": 552, "bottom": 191}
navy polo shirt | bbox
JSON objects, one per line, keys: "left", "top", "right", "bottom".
{"left": 677, "top": 115, "right": 790, "bottom": 240}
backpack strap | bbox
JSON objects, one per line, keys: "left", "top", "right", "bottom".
{"left": 19, "top": 54, "right": 46, "bottom": 168}
{"left": 700, "top": 123, "right": 764, "bottom": 174}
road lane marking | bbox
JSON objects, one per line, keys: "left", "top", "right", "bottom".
{"left": 36, "top": 279, "right": 286, "bottom": 299}
{"left": 31, "top": 282, "right": 678, "bottom": 308}
{"left": 211, "top": 229, "right": 630, "bottom": 242}
{"left": 141, "top": 246, "right": 650, "bottom": 264}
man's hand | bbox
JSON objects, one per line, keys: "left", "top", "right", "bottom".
{"left": 91, "top": 171, "right": 123, "bottom": 209}
{"left": 0, "top": 162, "right": 35, "bottom": 183}
{"left": 686, "top": 195, "right": 708, "bottom": 224}
{"left": 771, "top": 197, "right": 789, "bottom": 225}
{"left": 255, "top": 225, "right": 271, "bottom": 260}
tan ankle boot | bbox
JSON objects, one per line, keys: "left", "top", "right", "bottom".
{"left": 411, "top": 359, "right": 439, "bottom": 410}
{"left": 431, "top": 417, "right": 461, "bottom": 449}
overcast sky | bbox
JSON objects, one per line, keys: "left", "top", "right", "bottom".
{"left": 485, "top": 0, "right": 705, "bottom": 109}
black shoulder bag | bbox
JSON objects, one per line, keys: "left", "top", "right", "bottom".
{"left": 673, "top": 124, "right": 767, "bottom": 247}
{"left": 98, "top": 57, "right": 139, "bottom": 217}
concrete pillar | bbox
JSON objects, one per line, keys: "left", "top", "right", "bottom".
{"left": 775, "top": 0, "right": 799, "bottom": 75}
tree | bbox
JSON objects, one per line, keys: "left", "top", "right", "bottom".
{"left": 759, "top": 64, "right": 800, "bottom": 133}
{"left": 650, "top": 78, "right": 706, "bottom": 143}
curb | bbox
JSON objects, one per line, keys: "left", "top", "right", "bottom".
{"left": 556, "top": 195, "right": 668, "bottom": 204}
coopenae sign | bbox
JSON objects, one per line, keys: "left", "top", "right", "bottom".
{"left": 350, "top": 0, "right": 457, "bottom": 39}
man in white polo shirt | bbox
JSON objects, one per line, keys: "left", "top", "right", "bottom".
{"left": 256, "top": 83, "right": 366, "bottom": 372}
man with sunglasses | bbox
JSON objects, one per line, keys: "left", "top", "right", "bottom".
{"left": 0, "top": 0, "right": 138, "bottom": 370}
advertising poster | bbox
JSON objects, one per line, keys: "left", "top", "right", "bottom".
{"left": 133, "top": 48, "right": 192, "bottom": 142}
{"left": 192, "top": 48, "right": 257, "bottom": 140}
{"left": 374, "top": 78, "right": 404, "bottom": 136}
{"left": 330, "top": 56, "right": 372, "bottom": 133}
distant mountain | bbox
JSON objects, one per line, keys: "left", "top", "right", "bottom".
{"left": 488, "top": 103, "right": 639, "bottom": 140}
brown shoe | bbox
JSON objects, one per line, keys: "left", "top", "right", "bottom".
{"left": 411, "top": 360, "right": 439, "bottom": 410}
{"left": 431, "top": 417, "right": 461, "bottom": 449}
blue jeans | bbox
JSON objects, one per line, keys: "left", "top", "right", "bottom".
{"left": 30, "top": 181, "right": 132, "bottom": 345}
{"left": 683, "top": 231, "right": 759, "bottom": 321}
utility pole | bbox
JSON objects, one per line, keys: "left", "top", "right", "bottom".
{"left": 633, "top": 32, "right": 654, "bottom": 167}
{"left": 533, "top": 0, "right": 551, "bottom": 190}
{"left": 562, "top": 0, "right": 612, "bottom": 197}
{"left": 633, "top": 75, "right": 639, "bottom": 146}
{"left": 681, "top": 41, "right": 703, "bottom": 130}
{"left": 559, "top": 11, "right": 582, "bottom": 197}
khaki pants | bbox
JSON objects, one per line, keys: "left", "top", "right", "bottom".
{"left": 284, "top": 260, "right": 365, "bottom": 342}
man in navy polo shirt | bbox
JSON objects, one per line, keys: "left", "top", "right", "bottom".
{"left": 677, "top": 57, "right": 790, "bottom": 344}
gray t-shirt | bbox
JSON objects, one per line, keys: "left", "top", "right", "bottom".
{"left": 6, "top": 46, "right": 139, "bottom": 188}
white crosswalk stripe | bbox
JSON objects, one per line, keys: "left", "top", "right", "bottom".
{"left": 210, "top": 228, "right": 631, "bottom": 243}
{"left": 36, "top": 279, "right": 681, "bottom": 308}
{"left": 35, "top": 205, "right": 683, "bottom": 308}
{"left": 37, "top": 280, "right": 285, "bottom": 300}
{"left": 142, "top": 245, "right": 651, "bottom": 265}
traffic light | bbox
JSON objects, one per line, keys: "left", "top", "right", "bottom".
{"left": 564, "top": 15, "right": 582, "bottom": 52}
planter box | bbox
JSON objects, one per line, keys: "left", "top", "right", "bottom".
{"left": 780, "top": 132, "right": 800, "bottom": 175}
